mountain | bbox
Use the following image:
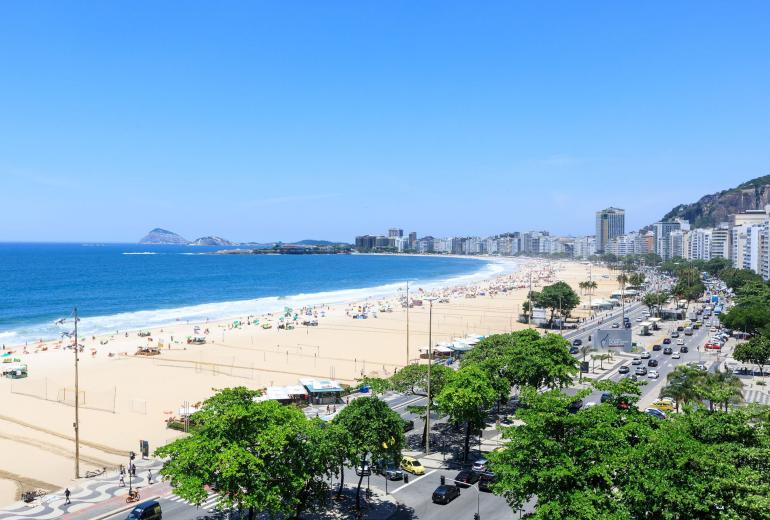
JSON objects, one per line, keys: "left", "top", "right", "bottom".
{"left": 138, "top": 228, "right": 189, "bottom": 245}
{"left": 189, "top": 236, "right": 234, "bottom": 246}
{"left": 660, "top": 175, "right": 770, "bottom": 228}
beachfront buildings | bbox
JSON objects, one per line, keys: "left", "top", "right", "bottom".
{"left": 595, "top": 207, "right": 625, "bottom": 253}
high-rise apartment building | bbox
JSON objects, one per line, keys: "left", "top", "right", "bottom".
{"left": 595, "top": 208, "right": 625, "bottom": 253}
{"left": 388, "top": 228, "right": 404, "bottom": 238}
{"left": 653, "top": 219, "right": 688, "bottom": 260}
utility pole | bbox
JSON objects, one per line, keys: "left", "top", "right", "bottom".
{"left": 73, "top": 307, "right": 80, "bottom": 479}
{"left": 425, "top": 297, "right": 436, "bottom": 456}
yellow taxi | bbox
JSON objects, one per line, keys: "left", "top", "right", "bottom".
{"left": 650, "top": 398, "right": 675, "bottom": 412}
{"left": 400, "top": 456, "right": 425, "bottom": 475}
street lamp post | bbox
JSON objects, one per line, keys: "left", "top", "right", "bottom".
{"left": 58, "top": 307, "right": 80, "bottom": 479}
{"left": 425, "top": 297, "right": 437, "bottom": 456}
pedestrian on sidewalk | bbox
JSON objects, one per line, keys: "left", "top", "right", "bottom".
{"left": 147, "top": 469, "right": 153, "bottom": 484}
{"left": 64, "top": 488, "right": 71, "bottom": 504}
{"left": 119, "top": 473, "right": 125, "bottom": 487}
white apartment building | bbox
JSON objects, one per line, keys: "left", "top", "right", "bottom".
{"left": 710, "top": 226, "right": 730, "bottom": 260}
{"left": 687, "top": 228, "right": 712, "bottom": 261}
{"left": 743, "top": 224, "right": 764, "bottom": 273}
{"left": 573, "top": 236, "right": 596, "bottom": 259}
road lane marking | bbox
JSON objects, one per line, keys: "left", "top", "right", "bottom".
{"left": 389, "top": 469, "right": 436, "bottom": 494}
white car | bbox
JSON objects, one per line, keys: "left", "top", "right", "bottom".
{"left": 676, "top": 338, "right": 685, "bottom": 345}
{"left": 710, "top": 327, "right": 717, "bottom": 332}
{"left": 647, "top": 370, "right": 660, "bottom": 379}
{"left": 672, "top": 351, "right": 681, "bottom": 359}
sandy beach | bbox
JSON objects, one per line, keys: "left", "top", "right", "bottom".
{"left": 0, "top": 257, "right": 618, "bottom": 506}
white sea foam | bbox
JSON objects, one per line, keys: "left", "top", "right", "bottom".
{"left": 0, "top": 331, "right": 17, "bottom": 339}
{"left": 4, "top": 258, "right": 516, "bottom": 345}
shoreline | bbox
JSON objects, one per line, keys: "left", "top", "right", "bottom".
{"left": 1, "top": 255, "right": 500, "bottom": 349}
{"left": 0, "top": 257, "right": 615, "bottom": 508}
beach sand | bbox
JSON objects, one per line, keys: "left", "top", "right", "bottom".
{"left": 0, "top": 258, "right": 618, "bottom": 506}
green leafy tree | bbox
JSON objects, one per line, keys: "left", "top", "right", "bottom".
{"left": 721, "top": 303, "right": 770, "bottom": 334}
{"left": 697, "top": 370, "right": 744, "bottom": 412}
{"left": 155, "top": 388, "right": 336, "bottom": 519}
{"left": 642, "top": 291, "right": 669, "bottom": 316}
{"left": 534, "top": 281, "right": 580, "bottom": 326}
{"left": 719, "top": 267, "right": 765, "bottom": 291}
{"left": 733, "top": 335, "right": 770, "bottom": 377}
{"left": 332, "top": 397, "right": 405, "bottom": 511}
{"left": 436, "top": 365, "right": 496, "bottom": 461}
{"left": 628, "top": 272, "right": 645, "bottom": 288}
{"left": 388, "top": 363, "right": 453, "bottom": 445}
{"left": 488, "top": 388, "right": 770, "bottom": 519}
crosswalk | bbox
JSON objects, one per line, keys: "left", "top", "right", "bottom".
{"left": 166, "top": 491, "right": 222, "bottom": 513}
{"left": 744, "top": 389, "right": 770, "bottom": 405}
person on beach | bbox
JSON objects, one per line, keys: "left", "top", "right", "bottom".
{"left": 64, "top": 488, "right": 71, "bottom": 504}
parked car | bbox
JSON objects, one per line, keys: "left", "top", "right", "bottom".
{"left": 432, "top": 485, "right": 461, "bottom": 504}
{"left": 355, "top": 463, "right": 371, "bottom": 476}
{"left": 652, "top": 344, "right": 662, "bottom": 351}
{"left": 402, "top": 419, "right": 415, "bottom": 433}
{"left": 568, "top": 399, "right": 583, "bottom": 413}
{"left": 636, "top": 317, "right": 643, "bottom": 322}
{"left": 454, "top": 470, "right": 480, "bottom": 488}
{"left": 600, "top": 392, "right": 613, "bottom": 403}
{"left": 572, "top": 338, "right": 583, "bottom": 346}
{"left": 648, "top": 370, "right": 660, "bottom": 379}
{"left": 663, "top": 338, "right": 672, "bottom": 345}
{"left": 663, "top": 347, "right": 673, "bottom": 355}
{"left": 641, "top": 351, "right": 651, "bottom": 359}
{"left": 612, "top": 323, "right": 620, "bottom": 328}
{"left": 569, "top": 346, "right": 580, "bottom": 355}
{"left": 631, "top": 358, "right": 642, "bottom": 365}
{"left": 644, "top": 408, "right": 667, "bottom": 419}
{"left": 126, "top": 501, "right": 162, "bottom": 520}
{"left": 472, "top": 459, "right": 489, "bottom": 473}
{"left": 375, "top": 461, "right": 404, "bottom": 480}
{"left": 647, "top": 359, "right": 658, "bottom": 367}
{"left": 478, "top": 472, "right": 496, "bottom": 492}
{"left": 401, "top": 456, "right": 425, "bottom": 475}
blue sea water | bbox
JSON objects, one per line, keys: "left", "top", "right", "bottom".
{"left": 0, "top": 243, "right": 503, "bottom": 344}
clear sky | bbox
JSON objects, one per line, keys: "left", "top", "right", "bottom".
{"left": 2, "top": 2, "right": 770, "bottom": 243}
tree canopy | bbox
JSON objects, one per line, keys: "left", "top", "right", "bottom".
{"left": 534, "top": 281, "right": 580, "bottom": 325}
{"left": 332, "top": 396, "right": 405, "bottom": 510}
{"left": 733, "top": 335, "right": 770, "bottom": 377}
{"left": 488, "top": 386, "right": 770, "bottom": 519}
{"left": 155, "top": 387, "right": 337, "bottom": 519}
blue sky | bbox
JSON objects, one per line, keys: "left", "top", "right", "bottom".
{"left": 2, "top": 1, "right": 770, "bottom": 243}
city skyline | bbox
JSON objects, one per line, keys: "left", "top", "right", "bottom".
{"left": 3, "top": 3, "right": 770, "bottom": 242}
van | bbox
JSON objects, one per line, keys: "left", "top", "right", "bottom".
{"left": 684, "top": 327, "right": 693, "bottom": 336}
{"left": 126, "top": 500, "right": 162, "bottom": 520}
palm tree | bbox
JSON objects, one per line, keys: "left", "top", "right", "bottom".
{"left": 578, "top": 281, "right": 587, "bottom": 295}
{"left": 660, "top": 365, "right": 704, "bottom": 412}
{"left": 588, "top": 280, "right": 598, "bottom": 295}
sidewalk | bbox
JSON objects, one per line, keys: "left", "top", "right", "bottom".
{"left": 0, "top": 459, "right": 163, "bottom": 520}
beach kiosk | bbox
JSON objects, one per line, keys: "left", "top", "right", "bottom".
{"left": 257, "top": 385, "right": 309, "bottom": 405}
{"left": 300, "top": 378, "right": 343, "bottom": 405}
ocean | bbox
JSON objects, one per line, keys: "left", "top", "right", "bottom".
{"left": 0, "top": 243, "right": 505, "bottom": 345}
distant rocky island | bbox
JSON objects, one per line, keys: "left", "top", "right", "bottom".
{"left": 189, "top": 236, "right": 234, "bottom": 246}
{"left": 137, "top": 229, "right": 350, "bottom": 252}
{"left": 139, "top": 228, "right": 190, "bottom": 245}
